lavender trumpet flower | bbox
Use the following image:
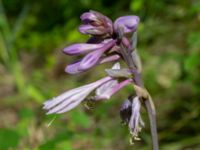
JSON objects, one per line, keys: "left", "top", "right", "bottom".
{"left": 43, "top": 10, "right": 159, "bottom": 150}
{"left": 44, "top": 63, "right": 131, "bottom": 114}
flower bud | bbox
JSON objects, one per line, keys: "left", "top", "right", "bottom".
{"left": 79, "top": 40, "right": 116, "bottom": 70}
{"left": 63, "top": 43, "right": 104, "bottom": 55}
{"left": 79, "top": 10, "right": 113, "bottom": 36}
{"left": 114, "top": 16, "right": 140, "bottom": 33}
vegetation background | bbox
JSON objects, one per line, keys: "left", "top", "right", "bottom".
{"left": 0, "top": 0, "right": 200, "bottom": 149}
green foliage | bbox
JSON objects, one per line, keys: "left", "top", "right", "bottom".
{"left": 0, "top": 129, "right": 20, "bottom": 150}
{"left": 0, "top": 0, "right": 200, "bottom": 149}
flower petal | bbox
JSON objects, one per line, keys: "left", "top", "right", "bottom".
{"left": 112, "top": 62, "right": 121, "bottom": 69}
{"left": 95, "top": 80, "right": 118, "bottom": 97}
{"left": 128, "top": 96, "right": 144, "bottom": 137}
{"left": 43, "top": 77, "right": 112, "bottom": 114}
{"left": 94, "top": 79, "right": 131, "bottom": 100}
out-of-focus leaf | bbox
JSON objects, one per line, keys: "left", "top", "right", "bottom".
{"left": 27, "top": 85, "right": 45, "bottom": 103}
{"left": 38, "top": 130, "right": 73, "bottom": 150}
{"left": 130, "top": 0, "right": 143, "bottom": 12}
{"left": 70, "top": 110, "right": 91, "bottom": 128}
{"left": 55, "top": 141, "right": 72, "bottom": 150}
{"left": 0, "top": 129, "right": 20, "bottom": 150}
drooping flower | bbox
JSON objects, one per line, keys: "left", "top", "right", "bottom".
{"left": 129, "top": 96, "right": 144, "bottom": 137}
{"left": 120, "top": 96, "right": 144, "bottom": 139}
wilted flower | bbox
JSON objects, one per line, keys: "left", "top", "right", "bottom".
{"left": 120, "top": 96, "right": 144, "bottom": 139}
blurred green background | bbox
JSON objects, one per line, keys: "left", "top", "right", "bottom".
{"left": 0, "top": 0, "right": 200, "bottom": 149}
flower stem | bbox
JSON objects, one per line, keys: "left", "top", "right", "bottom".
{"left": 119, "top": 32, "right": 159, "bottom": 149}
{"left": 144, "top": 95, "right": 159, "bottom": 150}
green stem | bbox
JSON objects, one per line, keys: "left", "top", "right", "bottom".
{"left": 144, "top": 96, "right": 159, "bottom": 150}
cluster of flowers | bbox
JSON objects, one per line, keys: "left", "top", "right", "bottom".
{"left": 43, "top": 10, "right": 144, "bottom": 139}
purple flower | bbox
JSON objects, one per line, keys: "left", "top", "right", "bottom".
{"left": 79, "top": 10, "right": 113, "bottom": 36}
{"left": 65, "top": 39, "right": 116, "bottom": 74}
{"left": 120, "top": 96, "right": 144, "bottom": 139}
{"left": 43, "top": 76, "right": 112, "bottom": 114}
{"left": 44, "top": 62, "right": 132, "bottom": 114}
{"left": 114, "top": 16, "right": 140, "bottom": 33}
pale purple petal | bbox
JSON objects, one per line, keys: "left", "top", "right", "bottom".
{"left": 94, "top": 79, "right": 131, "bottom": 100}
{"left": 95, "top": 80, "right": 118, "bottom": 97}
{"left": 43, "top": 77, "right": 112, "bottom": 114}
{"left": 56, "top": 100, "right": 82, "bottom": 114}
{"left": 63, "top": 43, "right": 104, "bottom": 55}
{"left": 44, "top": 85, "right": 90, "bottom": 110}
{"left": 111, "top": 62, "right": 120, "bottom": 69}
{"left": 114, "top": 16, "right": 140, "bottom": 33}
{"left": 129, "top": 96, "right": 144, "bottom": 137}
